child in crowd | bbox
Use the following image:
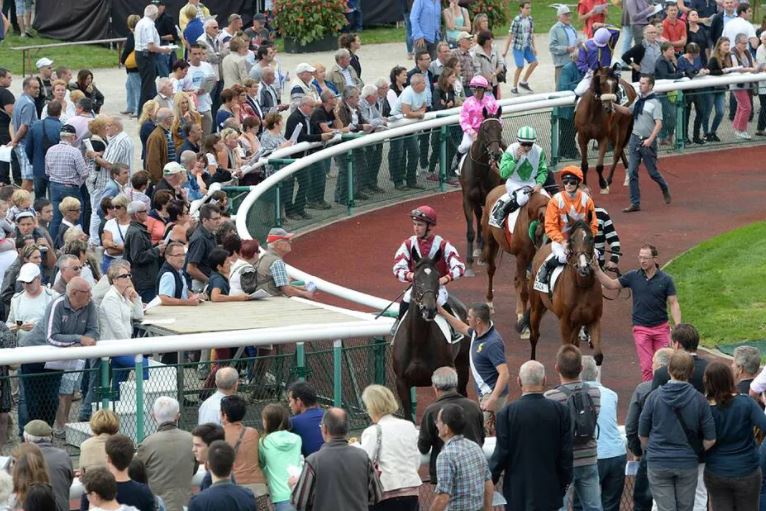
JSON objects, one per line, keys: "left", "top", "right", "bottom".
{"left": 6, "top": 189, "right": 34, "bottom": 225}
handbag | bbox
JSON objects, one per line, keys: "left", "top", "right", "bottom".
{"left": 124, "top": 50, "right": 137, "bottom": 70}
{"left": 368, "top": 423, "right": 385, "bottom": 504}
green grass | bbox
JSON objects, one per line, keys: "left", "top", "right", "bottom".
{"left": 664, "top": 221, "right": 766, "bottom": 348}
{"left": 0, "top": 32, "right": 119, "bottom": 75}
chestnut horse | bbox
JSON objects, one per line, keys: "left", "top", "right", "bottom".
{"left": 575, "top": 66, "right": 636, "bottom": 193}
{"left": 481, "top": 185, "right": 549, "bottom": 337}
{"left": 392, "top": 250, "right": 470, "bottom": 422}
{"left": 527, "top": 219, "right": 604, "bottom": 368}
{"left": 459, "top": 112, "right": 504, "bottom": 277}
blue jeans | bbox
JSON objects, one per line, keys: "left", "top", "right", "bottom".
{"left": 126, "top": 72, "right": 140, "bottom": 114}
{"left": 49, "top": 181, "right": 81, "bottom": 242}
{"left": 155, "top": 52, "right": 171, "bottom": 77}
{"left": 402, "top": 3, "right": 413, "bottom": 54}
{"left": 562, "top": 463, "right": 602, "bottom": 511}
{"left": 709, "top": 91, "right": 725, "bottom": 135}
{"left": 758, "top": 441, "right": 766, "bottom": 511}
{"left": 627, "top": 134, "right": 668, "bottom": 207}
{"left": 619, "top": 26, "right": 633, "bottom": 58}
{"left": 273, "top": 502, "right": 296, "bottom": 511}
{"left": 78, "top": 358, "right": 100, "bottom": 422}
{"left": 33, "top": 175, "right": 49, "bottom": 199}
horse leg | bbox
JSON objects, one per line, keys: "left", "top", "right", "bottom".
{"left": 454, "top": 341, "right": 471, "bottom": 398}
{"left": 561, "top": 319, "right": 577, "bottom": 348}
{"left": 484, "top": 236, "right": 499, "bottom": 312}
{"left": 396, "top": 376, "right": 415, "bottom": 423}
{"left": 515, "top": 256, "right": 531, "bottom": 340}
{"left": 596, "top": 139, "right": 609, "bottom": 193}
{"left": 608, "top": 130, "right": 629, "bottom": 186}
{"left": 474, "top": 204, "right": 485, "bottom": 264}
{"left": 528, "top": 291, "right": 545, "bottom": 360}
{"left": 463, "top": 197, "right": 476, "bottom": 277}
{"left": 578, "top": 133, "right": 589, "bottom": 186}
{"left": 589, "top": 321, "right": 604, "bottom": 382}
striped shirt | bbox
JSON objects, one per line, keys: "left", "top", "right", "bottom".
{"left": 45, "top": 141, "right": 88, "bottom": 186}
{"left": 435, "top": 435, "right": 491, "bottom": 511}
{"left": 544, "top": 382, "right": 601, "bottom": 467}
{"left": 103, "top": 131, "right": 135, "bottom": 174}
{"left": 595, "top": 207, "right": 621, "bottom": 266}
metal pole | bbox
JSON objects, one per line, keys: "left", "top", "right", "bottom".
{"left": 675, "top": 91, "right": 685, "bottom": 151}
{"left": 100, "top": 357, "right": 110, "bottom": 411}
{"left": 274, "top": 182, "right": 282, "bottom": 228}
{"left": 333, "top": 339, "right": 342, "bottom": 407}
{"left": 135, "top": 354, "right": 145, "bottom": 443}
{"left": 439, "top": 126, "right": 447, "bottom": 192}
{"left": 176, "top": 351, "right": 184, "bottom": 406}
{"left": 296, "top": 342, "right": 306, "bottom": 381}
{"left": 346, "top": 152, "right": 354, "bottom": 215}
{"left": 550, "top": 113, "right": 560, "bottom": 167}
{"left": 373, "top": 337, "right": 386, "bottom": 385}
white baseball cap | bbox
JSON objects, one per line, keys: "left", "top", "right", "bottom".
{"left": 296, "top": 63, "right": 316, "bottom": 74}
{"left": 36, "top": 57, "right": 54, "bottom": 69}
{"left": 557, "top": 5, "right": 571, "bottom": 15}
{"left": 17, "top": 263, "right": 41, "bottom": 283}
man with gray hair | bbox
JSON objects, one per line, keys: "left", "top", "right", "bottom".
{"left": 124, "top": 200, "right": 165, "bottom": 302}
{"left": 137, "top": 396, "right": 195, "bottom": 511}
{"left": 581, "top": 356, "right": 626, "bottom": 511}
{"left": 418, "top": 366, "right": 484, "bottom": 484}
{"left": 198, "top": 366, "right": 239, "bottom": 425}
{"left": 489, "top": 360, "right": 573, "bottom": 510}
{"left": 45, "top": 123, "right": 87, "bottom": 241}
{"left": 23, "top": 419, "right": 73, "bottom": 511}
{"left": 180, "top": 149, "right": 206, "bottom": 200}
{"left": 153, "top": 77, "right": 176, "bottom": 110}
{"left": 145, "top": 107, "right": 176, "bottom": 183}
{"left": 389, "top": 73, "right": 427, "bottom": 190}
{"left": 254, "top": 228, "right": 315, "bottom": 299}
{"left": 732, "top": 345, "right": 761, "bottom": 397}
{"left": 329, "top": 48, "right": 363, "bottom": 95}
{"left": 359, "top": 84, "right": 386, "bottom": 195}
{"left": 625, "top": 346, "right": 673, "bottom": 511}
{"left": 257, "top": 66, "right": 286, "bottom": 113}
{"left": 134, "top": 3, "right": 173, "bottom": 114}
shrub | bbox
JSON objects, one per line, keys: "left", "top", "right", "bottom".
{"left": 273, "top": 0, "right": 348, "bottom": 46}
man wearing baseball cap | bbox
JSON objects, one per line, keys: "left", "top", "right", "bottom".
{"left": 155, "top": 161, "right": 187, "bottom": 199}
{"left": 452, "top": 32, "right": 477, "bottom": 95}
{"left": 7, "top": 262, "right": 56, "bottom": 345}
{"left": 34, "top": 57, "right": 54, "bottom": 117}
{"left": 253, "top": 228, "right": 315, "bottom": 299}
{"left": 289, "top": 63, "right": 319, "bottom": 112}
{"left": 549, "top": 5, "right": 578, "bottom": 86}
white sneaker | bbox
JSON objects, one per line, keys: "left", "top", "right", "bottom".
{"left": 739, "top": 131, "right": 752, "bottom": 139}
{"left": 623, "top": 174, "right": 629, "bottom": 186}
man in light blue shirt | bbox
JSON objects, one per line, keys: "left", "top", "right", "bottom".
{"left": 390, "top": 75, "right": 428, "bottom": 190}
{"left": 410, "top": 0, "right": 441, "bottom": 59}
{"left": 580, "top": 355, "right": 627, "bottom": 511}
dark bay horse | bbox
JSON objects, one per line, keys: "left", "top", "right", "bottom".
{"left": 574, "top": 66, "right": 636, "bottom": 193}
{"left": 392, "top": 250, "right": 470, "bottom": 421}
{"left": 527, "top": 219, "right": 604, "bottom": 369}
{"left": 459, "top": 111, "right": 504, "bottom": 277}
{"left": 481, "top": 185, "right": 549, "bottom": 337}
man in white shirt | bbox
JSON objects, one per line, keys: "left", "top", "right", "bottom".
{"left": 187, "top": 43, "right": 216, "bottom": 136}
{"left": 134, "top": 4, "right": 174, "bottom": 116}
{"left": 198, "top": 366, "right": 239, "bottom": 425}
{"left": 390, "top": 74, "right": 428, "bottom": 190}
{"left": 722, "top": 4, "right": 759, "bottom": 51}
{"left": 196, "top": 18, "right": 225, "bottom": 118}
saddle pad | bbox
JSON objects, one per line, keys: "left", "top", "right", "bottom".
{"left": 390, "top": 309, "right": 455, "bottom": 345}
{"left": 617, "top": 83, "right": 630, "bottom": 106}
{"left": 535, "top": 253, "right": 565, "bottom": 292}
{"left": 505, "top": 207, "right": 521, "bottom": 236}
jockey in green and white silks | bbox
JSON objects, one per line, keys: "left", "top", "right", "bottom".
{"left": 489, "top": 126, "right": 550, "bottom": 228}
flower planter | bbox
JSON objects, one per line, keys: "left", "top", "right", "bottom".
{"left": 283, "top": 33, "right": 338, "bottom": 54}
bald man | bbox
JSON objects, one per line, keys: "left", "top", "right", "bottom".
{"left": 198, "top": 367, "right": 239, "bottom": 425}
{"left": 19, "top": 276, "right": 99, "bottom": 427}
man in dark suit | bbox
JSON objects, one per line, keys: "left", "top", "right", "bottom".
{"left": 418, "top": 366, "right": 485, "bottom": 485}
{"left": 490, "top": 360, "right": 573, "bottom": 511}
{"left": 188, "top": 440, "right": 256, "bottom": 511}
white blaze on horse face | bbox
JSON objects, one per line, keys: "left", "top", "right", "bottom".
{"left": 579, "top": 253, "right": 588, "bottom": 269}
{"left": 424, "top": 268, "right": 432, "bottom": 275}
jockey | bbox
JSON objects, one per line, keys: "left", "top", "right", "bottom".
{"left": 392, "top": 205, "right": 465, "bottom": 324}
{"left": 574, "top": 26, "right": 621, "bottom": 97}
{"left": 452, "top": 75, "right": 500, "bottom": 172}
{"left": 489, "top": 125, "right": 549, "bottom": 228}
{"left": 535, "top": 166, "right": 598, "bottom": 292}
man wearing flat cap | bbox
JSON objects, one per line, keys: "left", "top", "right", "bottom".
{"left": 549, "top": 5, "right": 579, "bottom": 86}
{"left": 254, "top": 228, "right": 315, "bottom": 298}
{"left": 451, "top": 33, "right": 477, "bottom": 95}
{"left": 24, "top": 419, "right": 74, "bottom": 511}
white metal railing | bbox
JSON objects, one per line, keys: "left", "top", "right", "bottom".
{"left": 237, "top": 72, "right": 766, "bottom": 311}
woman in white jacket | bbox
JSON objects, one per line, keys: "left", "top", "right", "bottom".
{"left": 98, "top": 260, "right": 145, "bottom": 398}
{"left": 358, "top": 385, "right": 422, "bottom": 511}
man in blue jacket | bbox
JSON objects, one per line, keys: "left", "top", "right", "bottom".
{"left": 188, "top": 440, "right": 256, "bottom": 511}
{"left": 25, "top": 100, "right": 62, "bottom": 198}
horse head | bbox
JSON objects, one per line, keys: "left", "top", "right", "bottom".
{"left": 593, "top": 66, "right": 619, "bottom": 112}
{"left": 479, "top": 107, "right": 505, "bottom": 165}
{"left": 566, "top": 216, "right": 595, "bottom": 277}
{"left": 411, "top": 248, "right": 442, "bottom": 321}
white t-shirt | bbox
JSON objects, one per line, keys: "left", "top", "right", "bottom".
{"left": 134, "top": 16, "right": 160, "bottom": 51}
{"left": 722, "top": 17, "right": 756, "bottom": 46}
{"left": 6, "top": 288, "right": 57, "bottom": 346}
{"left": 103, "top": 218, "right": 130, "bottom": 255}
{"left": 188, "top": 62, "right": 216, "bottom": 113}
{"left": 391, "top": 86, "right": 427, "bottom": 116}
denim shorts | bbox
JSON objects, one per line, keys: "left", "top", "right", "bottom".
{"left": 512, "top": 46, "right": 537, "bottom": 68}
{"left": 15, "top": 0, "right": 33, "bottom": 14}
{"left": 14, "top": 146, "right": 33, "bottom": 180}
{"left": 59, "top": 371, "right": 82, "bottom": 395}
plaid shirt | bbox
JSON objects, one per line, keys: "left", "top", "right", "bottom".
{"left": 45, "top": 141, "right": 88, "bottom": 186}
{"left": 452, "top": 47, "right": 477, "bottom": 86}
{"left": 435, "top": 435, "right": 490, "bottom": 511}
{"left": 268, "top": 258, "right": 290, "bottom": 288}
{"left": 508, "top": 14, "right": 534, "bottom": 50}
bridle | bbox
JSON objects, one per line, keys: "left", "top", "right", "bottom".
{"left": 469, "top": 117, "right": 504, "bottom": 167}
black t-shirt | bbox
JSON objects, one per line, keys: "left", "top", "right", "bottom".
{"left": 309, "top": 106, "right": 335, "bottom": 134}
{"left": 81, "top": 480, "right": 154, "bottom": 511}
{"left": 0, "top": 87, "right": 15, "bottom": 143}
{"left": 185, "top": 225, "right": 217, "bottom": 277}
{"left": 155, "top": 12, "right": 178, "bottom": 44}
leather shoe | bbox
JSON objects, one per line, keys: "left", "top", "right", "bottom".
{"left": 622, "top": 204, "right": 641, "bottom": 213}
{"left": 408, "top": 183, "right": 426, "bottom": 190}
{"left": 662, "top": 189, "right": 672, "bottom": 204}
{"left": 394, "top": 184, "right": 409, "bottom": 191}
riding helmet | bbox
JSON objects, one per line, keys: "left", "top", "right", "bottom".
{"left": 410, "top": 205, "right": 437, "bottom": 226}
{"left": 593, "top": 27, "right": 612, "bottom": 48}
{"left": 560, "top": 166, "right": 584, "bottom": 182}
{"left": 517, "top": 126, "right": 537, "bottom": 143}
{"left": 469, "top": 75, "right": 490, "bottom": 89}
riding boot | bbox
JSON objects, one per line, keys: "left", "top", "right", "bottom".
{"left": 489, "top": 195, "right": 519, "bottom": 228}
{"left": 391, "top": 301, "right": 410, "bottom": 335}
{"left": 534, "top": 257, "right": 559, "bottom": 293}
{"left": 451, "top": 152, "right": 462, "bottom": 175}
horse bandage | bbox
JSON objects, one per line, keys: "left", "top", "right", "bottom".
{"left": 600, "top": 93, "right": 617, "bottom": 102}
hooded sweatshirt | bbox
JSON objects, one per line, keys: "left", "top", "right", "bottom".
{"left": 258, "top": 430, "right": 303, "bottom": 503}
{"left": 638, "top": 380, "right": 715, "bottom": 469}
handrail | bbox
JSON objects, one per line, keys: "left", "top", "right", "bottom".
{"left": 11, "top": 37, "right": 127, "bottom": 76}
{"left": 236, "top": 72, "right": 766, "bottom": 312}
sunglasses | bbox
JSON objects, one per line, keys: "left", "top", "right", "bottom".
{"left": 520, "top": 142, "right": 533, "bottom": 147}
{"left": 562, "top": 178, "right": 579, "bottom": 185}
{"left": 115, "top": 273, "right": 132, "bottom": 280}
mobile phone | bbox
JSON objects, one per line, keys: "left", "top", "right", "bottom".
{"left": 16, "top": 321, "right": 22, "bottom": 326}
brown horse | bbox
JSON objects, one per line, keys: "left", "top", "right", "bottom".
{"left": 481, "top": 185, "right": 549, "bottom": 336}
{"left": 392, "top": 250, "right": 470, "bottom": 421}
{"left": 459, "top": 112, "right": 504, "bottom": 277}
{"left": 527, "top": 219, "right": 604, "bottom": 367}
{"left": 575, "top": 66, "right": 636, "bottom": 193}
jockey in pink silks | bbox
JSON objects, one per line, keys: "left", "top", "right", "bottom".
{"left": 452, "top": 75, "right": 500, "bottom": 172}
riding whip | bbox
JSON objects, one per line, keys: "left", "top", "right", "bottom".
{"left": 375, "top": 284, "right": 412, "bottom": 320}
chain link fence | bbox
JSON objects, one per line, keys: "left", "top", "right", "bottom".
{"left": 231, "top": 90, "right": 762, "bottom": 243}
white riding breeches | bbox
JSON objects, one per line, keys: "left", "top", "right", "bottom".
{"left": 458, "top": 132, "right": 475, "bottom": 154}
{"left": 403, "top": 285, "right": 449, "bottom": 306}
{"left": 574, "top": 69, "right": 594, "bottom": 96}
{"left": 551, "top": 241, "right": 568, "bottom": 264}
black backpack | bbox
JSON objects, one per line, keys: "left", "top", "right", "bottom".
{"left": 559, "top": 383, "right": 599, "bottom": 445}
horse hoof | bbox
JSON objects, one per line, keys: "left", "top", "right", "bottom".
{"left": 600, "top": 186, "right": 609, "bottom": 195}
{"left": 473, "top": 248, "right": 483, "bottom": 259}
{"left": 476, "top": 259, "right": 487, "bottom": 267}
{"left": 520, "top": 327, "right": 530, "bottom": 340}
{"left": 465, "top": 268, "right": 476, "bottom": 278}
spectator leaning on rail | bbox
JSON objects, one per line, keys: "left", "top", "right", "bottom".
{"left": 156, "top": 240, "right": 202, "bottom": 306}
{"left": 19, "top": 276, "right": 98, "bottom": 428}
{"left": 489, "top": 360, "right": 573, "bottom": 511}
{"left": 136, "top": 396, "right": 195, "bottom": 511}
{"left": 189, "top": 440, "right": 256, "bottom": 511}
{"left": 419, "top": 366, "right": 484, "bottom": 486}
{"left": 254, "top": 228, "right": 315, "bottom": 299}
{"left": 185, "top": 203, "right": 223, "bottom": 292}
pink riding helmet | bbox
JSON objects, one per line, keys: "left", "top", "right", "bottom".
{"left": 469, "top": 75, "right": 490, "bottom": 89}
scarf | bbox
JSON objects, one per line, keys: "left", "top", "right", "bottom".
{"left": 633, "top": 93, "right": 656, "bottom": 120}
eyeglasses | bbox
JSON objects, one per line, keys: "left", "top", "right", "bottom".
{"left": 115, "top": 273, "right": 132, "bottom": 279}
{"left": 68, "top": 266, "right": 83, "bottom": 272}
{"left": 68, "top": 208, "right": 81, "bottom": 212}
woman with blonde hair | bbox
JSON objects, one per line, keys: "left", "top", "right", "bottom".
{"left": 139, "top": 99, "right": 159, "bottom": 164}
{"left": 219, "top": 127, "right": 243, "bottom": 178}
{"left": 41, "top": 79, "right": 75, "bottom": 122}
{"left": 171, "top": 91, "right": 201, "bottom": 149}
{"left": 121, "top": 14, "right": 142, "bottom": 116}
{"left": 54, "top": 196, "right": 82, "bottom": 250}
{"left": 10, "top": 443, "right": 50, "bottom": 509}
{"left": 101, "top": 194, "right": 130, "bottom": 274}
{"left": 78, "top": 410, "right": 121, "bottom": 473}
{"left": 358, "top": 384, "right": 421, "bottom": 510}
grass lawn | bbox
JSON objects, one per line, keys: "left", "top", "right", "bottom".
{"left": 0, "top": 32, "right": 120, "bottom": 75}
{"left": 664, "top": 220, "right": 766, "bottom": 348}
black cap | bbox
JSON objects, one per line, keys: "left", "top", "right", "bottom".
{"left": 60, "top": 124, "right": 77, "bottom": 135}
{"left": 253, "top": 13, "right": 266, "bottom": 21}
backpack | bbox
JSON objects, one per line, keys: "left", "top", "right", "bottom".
{"left": 559, "top": 383, "right": 599, "bottom": 445}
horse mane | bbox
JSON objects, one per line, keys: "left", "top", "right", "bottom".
{"left": 568, "top": 219, "right": 594, "bottom": 243}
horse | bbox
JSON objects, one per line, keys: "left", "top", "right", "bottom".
{"left": 392, "top": 250, "right": 470, "bottom": 422}
{"left": 574, "top": 66, "right": 637, "bottom": 194}
{"left": 480, "top": 185, "right": 549, "bottom": 337}
{"left": 459, "top": 110, "right": 505, "bottom": 277}
{"left": 526, "top": 218, "right": 604, "bottom": 368}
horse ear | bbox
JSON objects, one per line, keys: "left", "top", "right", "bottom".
{"left": 412, "top": 250, "right": 421, "bottom": 264}
{"left": 495, "top": 105, "right": 502, "bottom": 118}
{"left": 432, "top": 248, "right": 443, "bottom": 265}
{"left": 482, "top": 106, "right": 488, "bottom": 118}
